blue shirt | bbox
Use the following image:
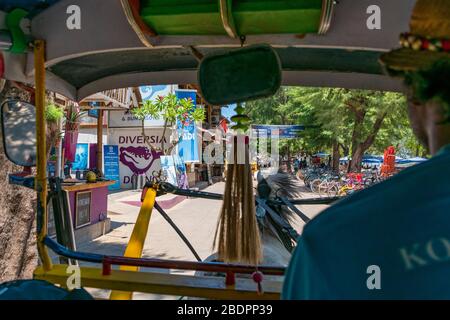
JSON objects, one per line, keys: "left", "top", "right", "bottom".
{"left": 282, "top": 145, "right": 450, "bottom": 299}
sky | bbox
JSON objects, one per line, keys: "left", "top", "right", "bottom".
{"left": 221, "top": 104, "right": 237, "bottom": 122}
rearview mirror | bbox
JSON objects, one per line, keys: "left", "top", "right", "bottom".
{"left": 198, "top": 44, "right": 282, "bottom": 106}
{"left": 1, "top": 99, "right": 37, "bottom": 167}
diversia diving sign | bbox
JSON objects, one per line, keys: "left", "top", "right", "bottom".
{"left": 108, "top": 128, "right": 170, "bottom": 188}
{"left": 118, "top": 135, "right": 167, "bottom": 144}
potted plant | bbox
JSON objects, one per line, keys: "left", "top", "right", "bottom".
{"left": 54, "top": 131, "right": 64, "bottom": 147}
{"left": 45, "top": 102, "right": 64, "bottom": 158}
{"left": 65, "top": 109, "right": 86, "bottom": 132}
{"left": 45, "top": 102, "right": 65, "bottom": 123}
{"left": 63, "top": 108, "right": 87, "bottom": 166}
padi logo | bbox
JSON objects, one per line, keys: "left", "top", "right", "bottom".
{"left": 182, "top": 132, "right": 196, "bottom": 140}
{"left": 399, "top": 237, "right": 450, "bottom": 271}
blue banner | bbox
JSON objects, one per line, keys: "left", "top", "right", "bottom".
{"left": 88, "top": 109, "right": 99, "bottom": 118}
{"left": 47, "top": 161, "right": 56, "bottom": 177}
{"left": 103, "top": 145, "right": 121, "bottom": 190}
{"left": 175, "top": 90, "right": 200, "bottom": 162}
{"left": 252, "top": 125, "right": 305, "bottom": 139}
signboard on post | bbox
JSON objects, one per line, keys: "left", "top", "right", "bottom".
{"left": 88, "top": 109, "right": 99, "bottom": 118}
{"left": 160, "top": 156, "right": 177, "bottom": 186}
{"left": 103, "top": 145, "right": 121, "bottom": 190}
{"left": 108, "top": 85, "right": 176, "bottom": 128}
{"left": 252, "top": 125, "right": 305, "bottom": 139}
{"left": 160, "top": 155, "right": 189, "bottom": 189}
{"left": 108, "top": 128, "right": 170, "bottom": 189}
{"left": 175, "top": 90, "right": 200, "bottom": 163}
{"left": 174, "top": 155, "right": 188, "bottom": 189}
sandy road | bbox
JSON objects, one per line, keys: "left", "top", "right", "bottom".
{"left": 76, "top": 180, "right": 329, "bottom": 299}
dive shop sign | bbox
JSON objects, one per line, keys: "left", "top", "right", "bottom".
{"left": 108, "top": 128, "right": 172, "bottom": 189}
{"left": 108, "top": 109, "right": 164, "bottom": 128}
{"left": 108, "top": 85, "right": 175, "bottom": 128}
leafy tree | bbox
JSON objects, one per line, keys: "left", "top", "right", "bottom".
{"left": 246, "top": 87, "right": 421, "bottom": 172}
{"left": 131, "top": 93, "right": 205, "bottom": 155}
{"left": 294, "top": 88, "right": 407, "bottom": 172}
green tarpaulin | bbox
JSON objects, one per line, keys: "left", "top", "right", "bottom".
{"left": 140, "top": 0, "right": 323, "bottom": 35}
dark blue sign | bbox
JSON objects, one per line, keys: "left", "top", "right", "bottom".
{"left": 47, "top": 161, "right": 56, "bottom": 177}
{"left": 252, "top": 125, "right": 305, "bottom": 139}
{"left": 103, "top": 145, "right": 121, "bottom": 190}
{"left": 88, "top": 109, "right": 99, "bottom": 118}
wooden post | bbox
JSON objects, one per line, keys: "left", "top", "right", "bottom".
{"left": 96, "top": 109, "right": 104, "bottom": 176}
{"left": 34, "top": 40, "right": 53, "bottom": 271}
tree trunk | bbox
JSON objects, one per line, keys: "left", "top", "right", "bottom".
{"left": 286, "top": 142, "right": 292, "bottom": 173}
{"left": 348, "top": 112, "right": 388, "bottom": 173}
{"left": 332, "top": 140, "right": 340, "bottom": 172}
{"left": 161, "top": 118, "right": 168, "bottom": 155}
{"left": 339, "top": 143, "right": 350, "bottom": 157}
{"left": 348, "top": 119, "right": 365, "bottom": 172}
{"left": 141, "top": 119, "right": 158, "bottom": 153}
{"left": 348, "top": 146, "right": 364, "bottom": 172}
{"left": 345, "top": 99, "right": 366, "bottom": 173}
{"left": 415, "top": 144, "right": 422, "bottom": 157}
{"left": 0, "top": 82, "right": 38, "bottom": 282}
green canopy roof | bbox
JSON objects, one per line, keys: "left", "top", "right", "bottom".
{"left": 0, "top": 0, "right": 416, "bottom": 101}
{"left": 141, "top": 0, "right": 324, "bottom": 35}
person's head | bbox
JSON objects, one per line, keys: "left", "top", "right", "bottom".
{"left": 380, "top": 0, "right": 450, "bottom": 155}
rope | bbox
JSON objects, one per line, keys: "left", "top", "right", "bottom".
{"left": 154, "top": 202, "right": 202, "bottom": 262}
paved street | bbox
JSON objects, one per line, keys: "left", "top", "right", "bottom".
{"left": 78, "top": 179, "right": 329, "bottom": 299}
